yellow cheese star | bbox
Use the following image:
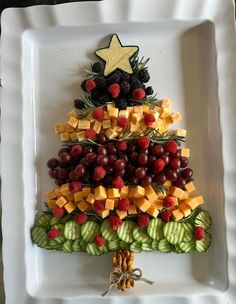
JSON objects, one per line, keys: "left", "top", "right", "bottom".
{"left": 95, "top": 34, "right": 139, "bottom": 76}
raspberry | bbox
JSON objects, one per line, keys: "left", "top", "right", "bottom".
{"left": 94, "top": 166, "right": 106, "bottom": 180}
{"left": 92, "top": 108, "right": 105, "bottom": 121}
{"left": 70, "top": 145, "right": 83, "bottom": 157}
{"left": 85, "top": 79, "right": 96, "bottom": 92}
{"left": 137, "top": 136, "right": 150, "bottom": 149}
{"left": 95, "top": 235, "right": 106, "bottom": 247}
{"left": 117, "top": 198, "right": 130, "bottom": 211}
{"left": 117, "top": 117, "right": 129, "bottom": 128}
{"left": 132, "top": 88, "right": 146, "bottom": 100}
{"left": 74, "top": 213, "right": 88, "bottom": 225}
{"left": 163, "top": 196, "right": 175, "bottom": 208}
{"left": 69, "top": 181, "right": 82, "bottom": 193}
{"left": 85, "top": 129, "right": 96, "bottom": 139}
{"left": 112, "top": 176, "right": 124, "bottom": 189}
{"left": 138, "top": 214, "right": 150, "bottom": 228}
{"left": 154, "top": 159, "right": 165, "bottom": 173}
{"left": 161, "top": 210, "right": 172, "bottom": 222}
{"left": 144, "top": 113, "right": 155, "bottom": 126}
{"left": 165, "top": 140, "right": 178, "bottom": 154}
{"left": 94, "top": 200, "right": 105, "bottom": 212}
{"left": 47, "top": 228, "right": 60, "bottom": 239}
{"left": 116, "top": 140, "right": 127, "bottom": 151}
{"left": 109, "top": 215, "right": 123, "bottom": 230}
{"left": 108, "top": 83, "right": 120, "bottom": 98}
{"left": 52, "top": 208, "right": 64, "bottom": 218}
{"left": 194, "top": 226, "right": 205, "bottom": 240}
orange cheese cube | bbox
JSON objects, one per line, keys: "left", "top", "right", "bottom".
{"left": 171, "top": 112, "right": 182, "bottom": 123}
{"left": 169, "top": 186, "right": 185, "bottom": 199}
{"left": 106, "top": 103, "right": 115, "bottom": 111}
{"left": 160, "top": 108, "right": 172, "bottom": 118}
{"left": 64, "top": 202, "right": 76, "bottom": 214}
{"left": 116, "top": 210, "right": 127, "bottom": 219}
{"left": 77, "top": 200, "right": 89, "bottom": 212}
{"left": 95, "top": 186, "right": 107, "bottom": 200}
{"left": 54, "top": 123, "right": 64, "bottom": 134}
{"left": 107, "top": 188, "right": 120, "bottom": 199}
{"left": 102, "top": 119, "right": 111, "bottom": 129}
{"left": 120, "top": 186, "right": 129, "bottom": 198}
{"left": 76, "top": 131, "right": 86, "bottom": 141}
{"left": 179, "top": 203, "right": 191, "bottom": 217}
{"left": 128, "top": 205, "right": 137, "bottom": 215}
{"left": 185, "top": 198, "right": 199, "bottom": 210}
{"left": 130, "top": 123, "right": 139, "bottom": 132}
{"left": 77, "top": 120, "right": 90, "bottom": 130}
{"left": 93, "top": 121, "right": 102, "bottom": 134}
{"left": 65, "top": 193, "right": 74, "bottom": 201}
{"left": 109, "top": 107, "right": 119, "bottom": 118}
{"left": 131, "top": 113, "right": 142, "bottom": 124}
{"left": 82, "top": 187, "right": 91, "bottom": 197}
{"left": 127, "top": 106, "right": 134, "bottom": 113}
{"left": 181, "top": 148, "right": 190, "bottom": 158}
{"left": 136, "top": 198, "right": 151, "bottom": 212}
{"left": 180, "top": 191, "right": 189, "bottom": 200}
{"left": 69, "top": 132, "right": 78, "bottom": 141}
{"left": 145, "top": 185, "right": 158, "bottom": 202}
{"left": 194, "top": 195, "right": 204, "bottom": 205}
{"left": 64, "top": 124, "right": 74, "bottom": 132}
{"left": 172, "top": 209, "right": 184, "bottom": 221}
{"left": 157, "top": 189, "right": 168, "bottom": 199}
{"left": 133, "top": 186, "right": 145, "bottom": 198}
{"left": 175, "top": 129, "right": 187, "bottom": 137}
{"left": 151, "top": 199, "right": 163, "bottom": 210}
{"left": 46, "top": 190, "right": 57, "bottom": 200}
{"left": 105, "top": 128, "right": 118, "bottom": 139}
{"left": 103, "top": 111, "right": 110, "bottom": 119}
{"left": 48, "top": 200, "right": 57, "bottom": 209}
{"left": 87, "top": 193, "right": 95, "bottom": 204}
{"left": 74, "top": 191, "right": 83, "bottom": 202}
{"left": 185, "top": 182, "right": 196, "bottom": 193}
{"left": 146, "top": 206, "right": 159, "bottom": 218}
{"left": 56, "top": 196, "right": 67, "bottom": 208}
{"left": 119, "top": 110, "right": 129, "bottom": 118}
{"left": 60, "top": 132, "right": 70, "bottom": 142}
{"left": 105, "top": 199, "right": 115, "bottom": 210}
{"left": 163, "top": 180, "right": 172, "bottom": 189}
{"left": 68, "top": 116, "right": 78, "bottom": 128}
{"left": 99, "top": 209, "right": 110, "bottom": 219}
{"left": 54, "top": 187, "right": 62, "bottom": 198}
{"left": 161, "top": 98, "right": 172, "bottom": 109}
{"left": 60, "top": 183, "right": 71, "bottom": 196}
{"left": 142, "top": 104, "right": 149, "bottom": 113}
{"left": 128, "top": 188, "right": 135, "bottom": 198}
{"left": 67, "top": 110, "right": 77, "bottom": 119}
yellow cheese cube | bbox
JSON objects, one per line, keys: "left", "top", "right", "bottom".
{"left": 131, "top": 113, "right": 142, "bottom": 124}
{"left": 77, "top": 200, "right": 89, "bottom": 212}
{"left": 107, "top": 188, "right": 120, "bottom": 199}
{"left": 86, "top": 193, "right": 95, "bottom": 204}
{"left": 54, "top": 123, "right": 64, "bottom": 134}
{"left": 171, "top": 112, "right": 182, "bottom": 123}
{"left": 67, "top": 110, "right": 77, "bottom": 119}
{"left": 56, "top": 196, "right": 67, "bottom": 208}
{"left": 99, "top": 209, "right": 110, "bottom": 219}
{"left": 151, "top": 199, "right": 163, "bottom": 210}
{"left": 130, "top": 123, "right": 139, "bottom": 132}
{"left": 69, "top": 132, "right": 78, "bottom": 141}
{"left": 142, "top": 104, "right": 149, "bottom": 113}
{"left": 64, "top": 202, "right": 76, "bottom": 214}
{"left": 116, "top": 210, "right": 127, "bottom": 219}
{"left": 185, "top": 182, "right": 196, "bottom": 193}
{"left": 178, "top": 203, "right": 191, "bottom": 217}
{"left": 163, "top": 180, "right": 172, "bottom": 189}
{"left": 159, "top": 117, "right": 172, "bottom": 134}
{"left": 180, "top": 191, "right": 189, "bottom": 200}
{"left": 128, "top": 188, "right": 135, "bottom": 198}
{"left": 160, "top": 108, "right": 172, "bottom": 118}
{"left": 54, "top": 187, "right": 62, "bottom": 198}
{"left": 104, "top": 111, "right": 110, "bottom": 119}
{"left": 181, "top": 148, "right": 190, "bottom": 157}
{"left": 172, "top": 209, "right": 184, "bottom": 221}
{"left": 169, "top": 186, "right": 185, "bottom": 199}
{"left": 65, "top": 193, "right": 74, "bottom": 201}
{"left": 93, "top": 121, "right": 102, "bottom": 134}
{"left": 95, "top": 186, "right": 107, "bottom": 200}
{"left": 48, "top": 200, "right": 57, "bottom": 209}
{"left": 105, "top": 199, "right": 115, "bottom": 210}
{"left": 120, "top": 186, "right": 129, "bottom": 198}
{"left": 109, "top": 107, "right": 119, "bottom": 118}
{"left": 113, "top": 126, "right": 122, "bottom": 133}
{"left": 68, "top": 116, "right": 78, "bottom": 128}
{"left": 60, "top": 132, "right": 70, "bottom": 142}
{"left": 60, "top": 183, "right": 71, "bottom": 196}
{"left": 175, "top": 129, "right": 187, "bottom": 137}
{"left": 161, "top": 98, "right": 172, "bottom": 109}
{"left": 105, "top": 128, "right": 118, "bottom": 139}
{"left": 74, "top": 191, "right": 83, "bottom": 202}
{"left": 157, "top": 190, "right": 167, "bottom": 199}
{"left": 133, "top": 106, "right": 143, "bottom": 114}
{"left": 76, "top": 131, "right": 86, "bottom": 141}
{"left": 46, "top": 190, "right": 57, "bottom": 200}
{"left": 146, "top": 206, "right": 159, "bottom": 218}
{"left": 128, "top": 205, "right": 137, "bottom": 215}
{"left": 185, "top": 198, "right": 199, "bottom": 210}
{"left": 64, "top": 124, "right": 74, "bottom": 133}
{"left": 133, "top": 186, "right": 145, "bottom": 198}
{"left": 77, "top": 120, "right": 90, "bottom": 130}
{"left": 194, "top": 195, "right": 204, "bottom": 205}
{"left": 136, "top": 198, "right": 151, "bottom": 212}
{"left": 102, "top": 119, "right": 111, "bottom": 129}
{"left": 82, "top": 187, "right": 91, "bottom": 197}
{"left": 119, "top": 110, "right": 129, "bottom": 118}
{"left": 106, "top": 103, "right": 115, "bottom": 111}
{"left": 145, "top": 185, "right": 158, "bottom": 202}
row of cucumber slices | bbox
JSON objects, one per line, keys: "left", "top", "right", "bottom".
{"left": 31, "top": 209, "right": 212, "bottom": 256}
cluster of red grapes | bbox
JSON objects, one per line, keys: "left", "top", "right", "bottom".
{"left": 47, "top": 135, "right": 193, "bottom": 188}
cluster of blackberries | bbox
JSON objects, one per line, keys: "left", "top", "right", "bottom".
{"left": 74, "top": 61, "right": 154, "bottom": 110}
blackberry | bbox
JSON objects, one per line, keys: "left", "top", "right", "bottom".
{"left": 98, "top": 93, "right": 111, "bottom": 105}
{"left": 130, "top": 76, "right": 143, "bottom": 90}
{"left": 74, "top": 99, "right": 85, "bottom": 109}
{"left": 145, "top": 86, "right": 154, "bottom": 95}
{"left": 107, "top": 72, "right": 121, "bottom": 85}
{"left": 92, "top": 62, "right": 102, "bottom": 73}
{"left": 128, "top": 100, "right": 140, "bottom": 107}
{"left": 138, "top": 68, "right": 150, "bottom": 83}
{"left": 95, "top": 76, "right": 107, "bottom": 90}
{"left": 120, "top": 81, "right": 131, "bottom": 95}
{"left": 115, "top": 98, "right": 127, "bottom": 110}
{"left": 91, "top": 89, "right": 103, "bottom": 102}
{"left": 80, "top": 80, "right": 87, "bottom": 92}
{"left": 117, "top": 69, "right": 130, "bottom": 82}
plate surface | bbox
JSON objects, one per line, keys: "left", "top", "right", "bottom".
{"left": 1, "top": 1, "right": 236, "bottom": 303}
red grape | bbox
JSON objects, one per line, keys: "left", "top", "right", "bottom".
{"left": 155, "top": 173, "right": 166, "bottom": 185}
{"left": 172, "top": 150, "right": 180, "bottom": 158}
{"left": 161, "top": 154, "right": 170, "bottom": 165}
{"left": 180, "top": 157, "right": 188, "bottom": 168}
{"left": 47, "top": 158, "right": 59, "bottom": 169}
{"left": 151, "top": 144, "right": 164, "bottom": 156}
{"left": 115, "top": 169, "right": 125, "bottom": 177}
{"left": 114, "top": 159, "right": 126, "bottom": 170}
{"left": 60, "top": 152, "right": 71, "bottom": 164}
{"left": 70, "top": 145, "right": 83, "bottom": 157}
{"left": 106, "top": 166, "right": 114, "bottom": 175}
{"left": 49, "top": 169, "right": 59, "bottom": 179}
{"left": 84, "top": 146, "right": 93, "bottom": 154}
{"left": 170, "top": 158, "right": 181, "bottom": 170}
{"left": 129, "top": 177, "right": 139, "bottom": 184}
{"left": 58, "top": 169, "right": 69, "bottom": 179}
{"left": 138, "top": 153, "right": 148, "bottom": 165}
{"left": 106, "top": 143, "right": 117, "bottom": 154}
{"left": 75, "top": 164, "right": 85, "bottom": 177}
{"left": 58, "top": 147, "right": 69, "bottom": 156}
{"left": 130, "top": 152, "right": 138, "bottom": 162}
{"left": 96, "top": 133, "right": 107, "bottom": 145}
{"left": 97, "top": 146, "right": 107, "bottom": 155}
{"left": 165, "top": 140, "right": 178, "bottom": 154}
{"left": 165, "top": 169, "right": 178, "bottom": 182}
{"left": 135, "top": 167, "right": 146, "bottom": 179}
{"left": 128, "top": 143, "right": 136, "bottom": 152}
{"left": 154, "top": 159, "right": 165, "bottom": 173}
{"left": 109, "top": 154, "right": 117, "bottom": 165}
{"left": 96, "top": 155, "right": 109, "bottom": 166}
{"left": 55, "top": 179, "right": 64, "bottom": 186}
{"left": 86, "top": 152, "right": 96, "bottom": 163}
{"left": 69, "top": 170, "right": 79, "bottom": 181}
{"left": 182, "top": 168, "right": 193, "bottom": 179}
{"left": 174, "top": 177, "right": 186, "bottom": 187}
{"left": 147, "top": 155, "right": 156, "bottom": 165}
{"left": 141, "top": 176, "right": 152, "bottom": 186}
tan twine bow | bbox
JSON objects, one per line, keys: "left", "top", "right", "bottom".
{"left": 101, "top": 267, "right": 154, "bottom": 297}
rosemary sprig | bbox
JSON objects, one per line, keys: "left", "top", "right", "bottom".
{"left": 131, "top": 94, "right": 158, "bottom": 106}
{"left": 63, "top": 139, "right": 101, "bottom": 147}
{"left": 180, "top": 207, "right": 202, "bottom": 223}
{"left": 151, "top": 183, "right": 167, "bottom": 195}
{"left": 84, "top": 68, "right": 99, "bottom": 80}
{"left": 131, "top": 53, "right": 150, "bottom": 73}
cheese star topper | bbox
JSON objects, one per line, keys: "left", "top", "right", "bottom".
{"left": 95, "top": 34, "right": 139, "bottom": 76}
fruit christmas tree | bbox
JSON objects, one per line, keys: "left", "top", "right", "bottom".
{"left": 31, "top": 34, "right": 212, "bottom": 294}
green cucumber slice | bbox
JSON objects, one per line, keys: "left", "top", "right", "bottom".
{"left": 182, "top": 223, "right": 194, "bottom": 242}
{"left": 133, "top": 227, "right": 151, "bottom": 243}
{"left": 64, "top": 220, "right": 81, "bottom": 240}
{"left": 117, "top": 220, "right": 135, "bottom": 243}
{"left": 130, "top": 241, "right": 142, "bottom": 253}
{"left": 86, "top": 243, "right": 102, "bottom": 256}
{"left": 31, "top": 226, "right": 48, "bottom": 248}
{"left": 72, "top": 239, "right": 83, "bottom": 252}
{"left": 120, "top": 241, "right": 130, "bottom": 249}
{"left": 81, "top": 221, "right": 100, "bottom": 243}
{"left": 99, "top": 244, "right": 109, "bottom": 254}
{"left": 53, "top": 224, "right": 65, "bottom": 244}
{"left": 151, "top": 240, "right": 159, "bottom": 249}
{"left": 163, "top": 222, "right": 185, "bottom": 245}
{"left": 179, "top": 241, "right": 195, "bottom": 253}
{"left": 195, "top": 232, "right": 212, "bottom": 252}
{"left": 61, "top": 214, "right": 73, "bottom": 224}
{"left": 173, "top": 244, "right": 184, "bottom": 254}
{"left": 36, "top": 214, "right": 52, "bottom": 227}
{"left": 62, "top": 240, "right": 73, "bottom": 253}
{"left": 142, "top": 242, "right": 152, "bottom": 252}
{"left": 47, "top": 239, "right": 62, "bottom": 250}
{"left": 101, "top": 219, "right": 118, "bottom": 241}
{"left": 158, "top": 239, "right": 172, "bottom": 253}
{"left": 108, "top": 239, "right": 120, "bottom": 251}
{"left": 50, "top": 216, "right": 61, "bottom": 226}
{"left": 147, "top": 218, "right": 164, "bottom": 241}
{"left": 195, "top": 211, "right": 212, "bottom": 230}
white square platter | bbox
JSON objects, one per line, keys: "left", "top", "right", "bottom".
{"left": 1, "top": 0, "right": 236, "bottom": 303}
